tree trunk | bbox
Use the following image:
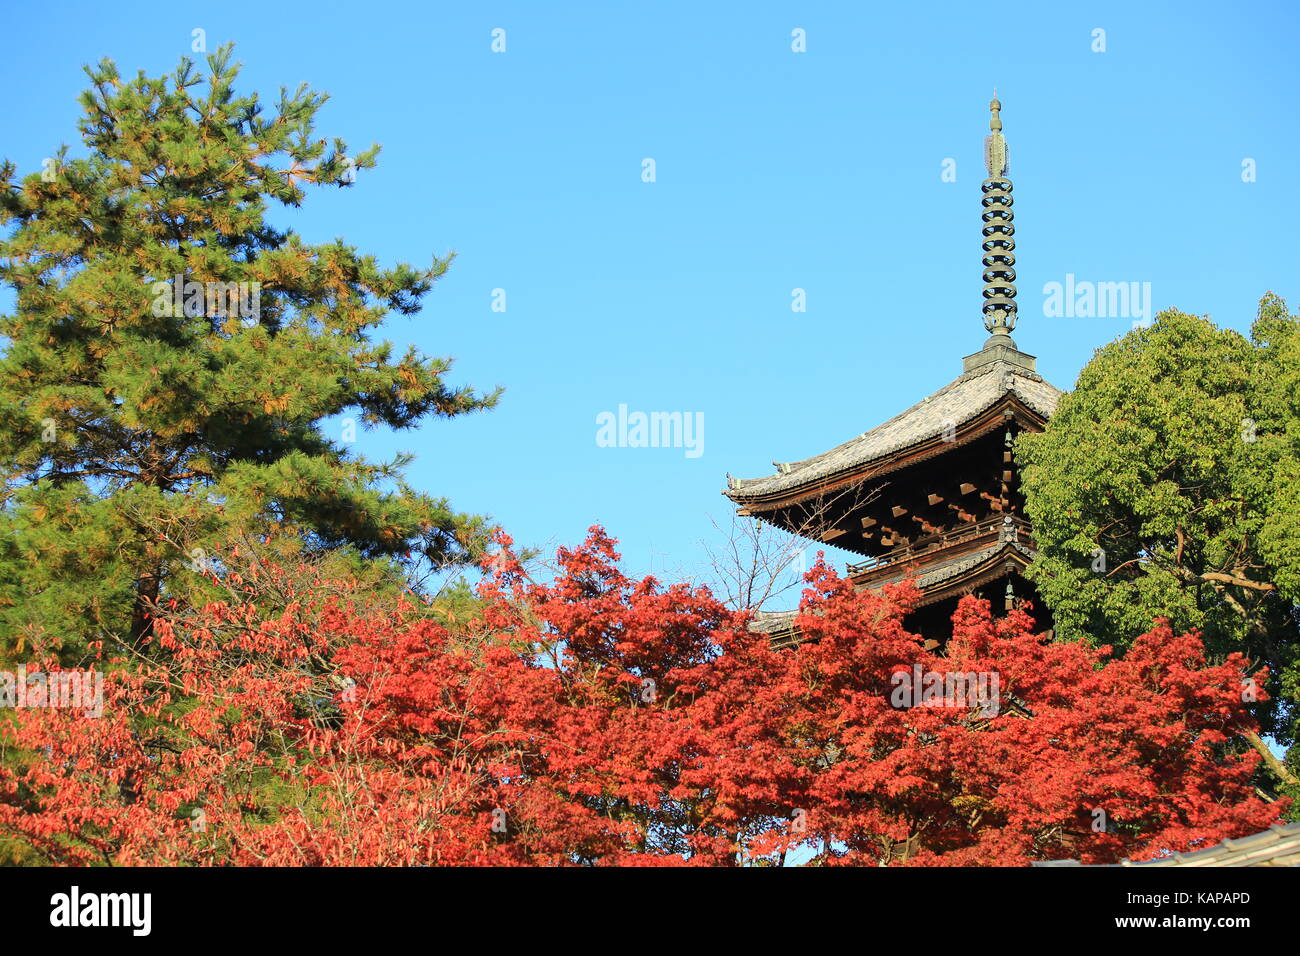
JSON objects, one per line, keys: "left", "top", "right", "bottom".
{"left": 129, "top": 567, "right": 161, "bottom": 645}
{"left": 1243, "top": 730, "right": 1300, "bottom": 788}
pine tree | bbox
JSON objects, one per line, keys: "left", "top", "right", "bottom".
{"left": 0, "top": 47, "right": 498, "bottom": 658}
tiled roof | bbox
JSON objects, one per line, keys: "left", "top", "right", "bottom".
{"left": 748, "top": 609, "right": 799, "bottom": 635}
{"left": 865, "top": 542, "right": 1036, "bottom": 590}
{"left": 747, "top": 542, "right": 1034, "bottom": 636}
{"left": 725, "top": 360, "right": 1064, "bottom": 500}
{"left": 1032, "top": 821, "right": 1300, "bottom": 867}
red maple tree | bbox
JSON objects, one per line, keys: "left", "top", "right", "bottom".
{"left": 0, "top": 527, "right": 1283, "bottom": 865}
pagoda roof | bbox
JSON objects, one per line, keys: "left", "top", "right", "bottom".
{"left": 748, "top": 540, "right": 1036, "bottom": 640}
{"left": 749, "top": 608, "right": 798, "bottom": 634}
{"left": 864, "top": 540, "right": 1037, "bottom": 593}
{"left": 724, "top": 358, "right": 1064, "bottom": 503}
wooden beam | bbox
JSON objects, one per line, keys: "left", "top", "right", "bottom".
{"left": 911, "top": 515, "right": 940, "bottom": 534}
{"left": 883, "top": 533, "right": 911, "bottom": 546}
{"left": 821, "top": 527, "right": 848, "bottom": 542}
{"left": 891, "top": 505, "right": 908, "bottom": 518}
{"left": 927, "top": 494, "right": 944, "bottom": 506}
{"left": 947, "top": 503, "right": 976, "bottom": 522}
{"left": 959, "top": 483, "right": 976, "bottom": 496}
{"left": 860, "top": 516, "right": 878, "bottom": 529}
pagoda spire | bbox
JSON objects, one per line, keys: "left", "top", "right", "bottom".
{"left": 981, "top": 92, "right": 1017, "bottom": 343}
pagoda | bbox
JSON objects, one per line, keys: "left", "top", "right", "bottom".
{"left": 724, "top": 96, "right": 1064, "bottom": 642}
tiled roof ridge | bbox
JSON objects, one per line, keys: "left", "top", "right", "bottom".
{"left": 1032, "top": 820, "right": 1300, "bottom": 867}
{"left": 724, "top": 360, "right": 1064, "bottom": 498}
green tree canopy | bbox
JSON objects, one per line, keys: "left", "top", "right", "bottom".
{"left": 0, "top": 47, "right": 498, "bottom": 657}
{"left": 1017, "top": 295, "right": 1300, "bottom": 797}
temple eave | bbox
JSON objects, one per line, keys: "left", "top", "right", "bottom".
{"left": 724, "top": 385, "right": 1056, "bottom": 510}
{"left": 851, "top": 540, "right": 1036, "bottom": 607}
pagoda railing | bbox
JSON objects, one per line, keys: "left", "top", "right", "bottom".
{"left": 845, "top": 514, "right": 1033, "bottom": 578}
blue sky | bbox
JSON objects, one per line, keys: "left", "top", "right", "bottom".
{"left": 3, "top": 0, "right": 1298, "bottom": 595}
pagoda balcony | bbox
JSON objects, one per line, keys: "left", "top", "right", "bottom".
{"left": 845, "top": 514, "right": 1035, "bottom": 585}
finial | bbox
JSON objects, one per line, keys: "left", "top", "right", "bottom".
{"left": 984, "top": 94, "right": 1008, "bottom": 177}
{"left": 981, "top": 94, "right": 1017, "bottom": 341}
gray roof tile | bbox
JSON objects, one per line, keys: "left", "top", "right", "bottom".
{"left": 1031, "top": 821, "right": 1300, "bottom": 867}
{"left": 725, "top": 360, "right": 1064, "bottom": 500}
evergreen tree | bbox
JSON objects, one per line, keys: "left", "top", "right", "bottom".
{"left": 0, "top": 47, "right": 498, "bottom": 658}
{"left": 1017, "top": 296, "right": 1300, "bottom": 802}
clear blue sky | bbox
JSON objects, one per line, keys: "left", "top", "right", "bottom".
{"left": 3, "top": 1, "right": 1298, "bottom": 595}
